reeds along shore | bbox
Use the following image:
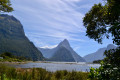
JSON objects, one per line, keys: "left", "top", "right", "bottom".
{"left": 0, "top": 63, "right": 89, "bottom": 80}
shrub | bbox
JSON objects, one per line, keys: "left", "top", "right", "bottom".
{"left": 0, "top": 63, "right": 89, "bottom": 80}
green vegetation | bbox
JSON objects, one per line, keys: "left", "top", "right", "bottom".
{"left": 0, "top": 0, "right": 13, "bottom": 13}
{"left": 0, "top": 52, "right": 31, "bottom": 62}
{"left": 83, "top": 0, "right": 120, "bottom": 45}
{"left": 93, "top": 60, "right": 102, "bottom": 64}
{"left": 0, "top": 63, "right": 89, "bottom": 80}
{"left": 0, "top": 14, "right": 44, "bottom": 61}
{"left": 0, "top": 0, "right": 44, "bottom": 61}
{"left": 83, "top": 0, "right": 120, "bottom": 80}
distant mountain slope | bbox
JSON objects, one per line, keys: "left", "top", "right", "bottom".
{"left": 49, "top": 46, "right": 75, "bottom": 62}
{"left": 56, "top": 39, "right": 86, "bottom": 62}
{"left": 38, "top": 47, "right": 57, "bottom": 58}
{"left": 38, "top": 39, "right": 86, "bottom": 62}
{"left": 0, "top": 14, "right": 44, "bottom": 61}
{"left": 83, "top": 44, "right": 116, "bottom": 62}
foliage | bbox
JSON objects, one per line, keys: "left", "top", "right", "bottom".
{"left": 0, "top": 52, "right": 31, "bottom": 62}
{"left": 83, "top": 0, "right": 120, "bottom": 45}
{"left": 0, "top": 0, "right": 13, "bottom": 13}
{"left": 88, "top": 47, "right": 120, "bottom": 80}
{"left": 0, "top": 52, "right": 13, "bottom": 58}
{"left": 83, "top": 0, "right": 120, "bottom": 80}
{"left": 93, "top": 60, "right": 102, "bottom": 64}
{"left": 0, "top": 63, "right": 89, "bottom": 80}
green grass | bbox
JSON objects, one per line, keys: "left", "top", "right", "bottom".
{"left": 0, "top": 63, "right": 89, "bottom": 80}
{"left": 0, "top": 58, "right": 23, "bottom": 62}
{"left": 0, "top": 52, "right": 30, "bottom": 62}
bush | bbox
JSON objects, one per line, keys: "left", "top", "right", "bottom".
{"left": 88, "top": 47, "right": 120, "bottom": 80}
{"left": 0, "top": 63, "right": 89, "bottom": 80}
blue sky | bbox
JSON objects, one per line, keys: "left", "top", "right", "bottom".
{"left": 9, "top": 0, "right": 113, "bottom": 57}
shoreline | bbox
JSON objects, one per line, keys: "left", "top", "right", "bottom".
{"left": 0, "top": 61, "right": 100, "bottom": 65}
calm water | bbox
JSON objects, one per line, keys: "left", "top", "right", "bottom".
{"left": 15, "top": 62, "right": 100, "bottom": 72}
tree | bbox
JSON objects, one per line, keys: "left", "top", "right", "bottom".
{"left": 0, "top": 52, "right": 13, "bottom": 58}
{"left": 83, "top": 0, "right": 120, "bottom": 45}
{"left": 0, "top": 0, "right": 13, "bottom": 13}
{"left": 83, "top": 0, "right": 120, "bottom": 80}
{"left": 88, "top": 47, "right": 120, "bottom": 80}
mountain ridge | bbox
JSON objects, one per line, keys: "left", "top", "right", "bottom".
{"left": 38, "top": 39, "right": 86, "bottom": 62}
{"left": 49, "top": 46, "right": 76, "bottom": 62}
{"left": 83, "top": 44, "right": 116, "bottom": 62}
{"left": 0, "top": 14, "right": 44, "bottom": 61}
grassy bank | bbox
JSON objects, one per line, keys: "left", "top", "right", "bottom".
{"left": 0, "top": 52, "right": 31, "bottom": 62}
{"left": 0, "top": 63, "right": 89, "bottom": 80}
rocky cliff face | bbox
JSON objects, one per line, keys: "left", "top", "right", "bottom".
{"left": 0, "top": 14, "right": 44, "bottom": 61}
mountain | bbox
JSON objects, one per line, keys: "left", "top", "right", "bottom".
{"left": 49, "top": 46, "right": 75, "bottom": 62}
{"left": 83, "top": 44, "right": 116, "bottom": 62}
{"left": 38, "top": 39, "right": 86, "bottom": 62}
{"left": 0, "top": 14, "right": 44, "bottom": 61}
{"left": 38, "top": 47, "right": 57, "bottom": 58}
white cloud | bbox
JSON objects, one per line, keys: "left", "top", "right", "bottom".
{"left": 73, "top": 46, "right": 81, "bottom": 51}
{"left": 40, "top": 45, "right": 58, "bottom": 49}
{"left": 10, "top": 0, "right": 111, "bottom": 56}
{"left": 10, "top": 0, "right": 88, "bottom": 47}
{"left": 26, "top": 31, "right": 86, "bottom": 43}
{"left": 11, "top": 0, "right": 85, "bottom": 32}
{"left": 69, "top": 0, "right": 81, "bottom": 2}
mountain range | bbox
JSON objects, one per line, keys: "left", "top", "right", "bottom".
{"left": 83, "top": 44, "right": 116, "bottom": 62}
{"left": 0, "top": 14, "right": 44, "bottom": 61}
{"left": 0, "top": 14, "right": 117, "bottom": 62}
{"left": 38, "top": 39, "right": 86, "bottom": 62}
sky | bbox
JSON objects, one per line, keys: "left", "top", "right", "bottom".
{"left": 9, "top": 0, "right": 113, "bottom": 57}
